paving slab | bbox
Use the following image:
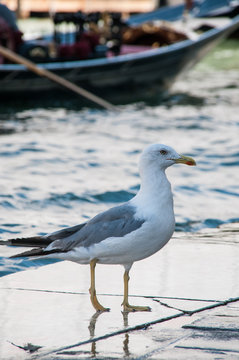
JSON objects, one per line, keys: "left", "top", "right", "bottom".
{"left": 146, "top": 305, "right": 239, "bottom": 359}
{"left": 0, "top": 224, "right": 239, "bottom": 359}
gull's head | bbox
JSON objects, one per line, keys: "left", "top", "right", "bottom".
{"left": 139, "top": 144, "right": 196, "bottom": 173}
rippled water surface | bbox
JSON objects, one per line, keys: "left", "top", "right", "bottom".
{"left": 0, "top": 40, "right": 239, "bottom": 276}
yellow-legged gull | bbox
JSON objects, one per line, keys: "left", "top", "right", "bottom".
{"left": 1, "top": 144, "right": 196, "bottom": 312}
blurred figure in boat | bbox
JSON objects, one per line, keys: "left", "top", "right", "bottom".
{"left": 0, "top": 3, "right": 23, "bottom": 63}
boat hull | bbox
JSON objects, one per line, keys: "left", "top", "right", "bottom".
{"left": 1, "top": 15, "right": 239, "bottom": 102}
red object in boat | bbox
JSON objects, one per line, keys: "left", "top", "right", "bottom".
{"left": 58, "top": 32, "right": 100, "bottom": 60}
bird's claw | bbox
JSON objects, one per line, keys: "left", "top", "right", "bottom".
{"left": 122, "top": 302, "right": 151, "bottom": 312}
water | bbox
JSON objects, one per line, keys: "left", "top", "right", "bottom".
{"left": 0, "top": 40, "right": 239, "bottom": 277}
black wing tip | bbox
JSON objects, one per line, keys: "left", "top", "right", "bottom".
{"left": 0, "top": 239, "right": 12, "bottom": 246}
{"left": 10, "top": 248, "right": 64, "bottom": 259}
{"left": 10, "top": 248, "right": 44, "bottom": 258}
{"left": 0, "top": 236, "right": 51, "bottom": 248}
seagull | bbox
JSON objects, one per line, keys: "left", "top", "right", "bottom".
{"left": 1, "top": 144, "right": 196, "bottom": 312}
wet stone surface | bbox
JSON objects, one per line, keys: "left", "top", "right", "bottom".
{"left": 0, "top": 224, "right": 239, "bottom": 359}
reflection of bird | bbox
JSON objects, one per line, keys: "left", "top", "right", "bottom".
{"left": 2, "top": 144, "right": 196, "bottom": 312}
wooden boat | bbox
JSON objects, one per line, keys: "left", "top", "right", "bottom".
{"left": 0, "top": 8, "right": 239, "bottom": 102}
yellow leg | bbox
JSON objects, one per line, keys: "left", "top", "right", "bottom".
{"left": 89, "top": 259, "right": 109, "bottom": 312}
{"left": 122, "top": 270, "right": 151, "bottom": 312}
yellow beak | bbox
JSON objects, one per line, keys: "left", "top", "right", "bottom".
{"left": 174, "top": 155, "right": 196, "bottom": 166}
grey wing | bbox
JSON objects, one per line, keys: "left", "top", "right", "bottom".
{"left": 46, "top": 223, "right": 87, "bottom": 241}
{"left": 48, "top": 204, "right": 145, "bottom": 252}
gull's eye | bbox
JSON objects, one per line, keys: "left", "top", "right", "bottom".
{"left": 160, "top": 149, "right": 168, "bottom": 155}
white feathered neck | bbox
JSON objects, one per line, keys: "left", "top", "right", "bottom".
{"left": 130, "top": 163, "right": 174, "bottom": 219}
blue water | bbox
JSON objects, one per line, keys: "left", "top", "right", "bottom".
{"left": 0, "top": 47, "right": 239, "bottom": 276}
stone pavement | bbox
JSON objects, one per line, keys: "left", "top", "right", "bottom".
{"left": 0, "top": 223, "right": 238, "bottom": 359}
